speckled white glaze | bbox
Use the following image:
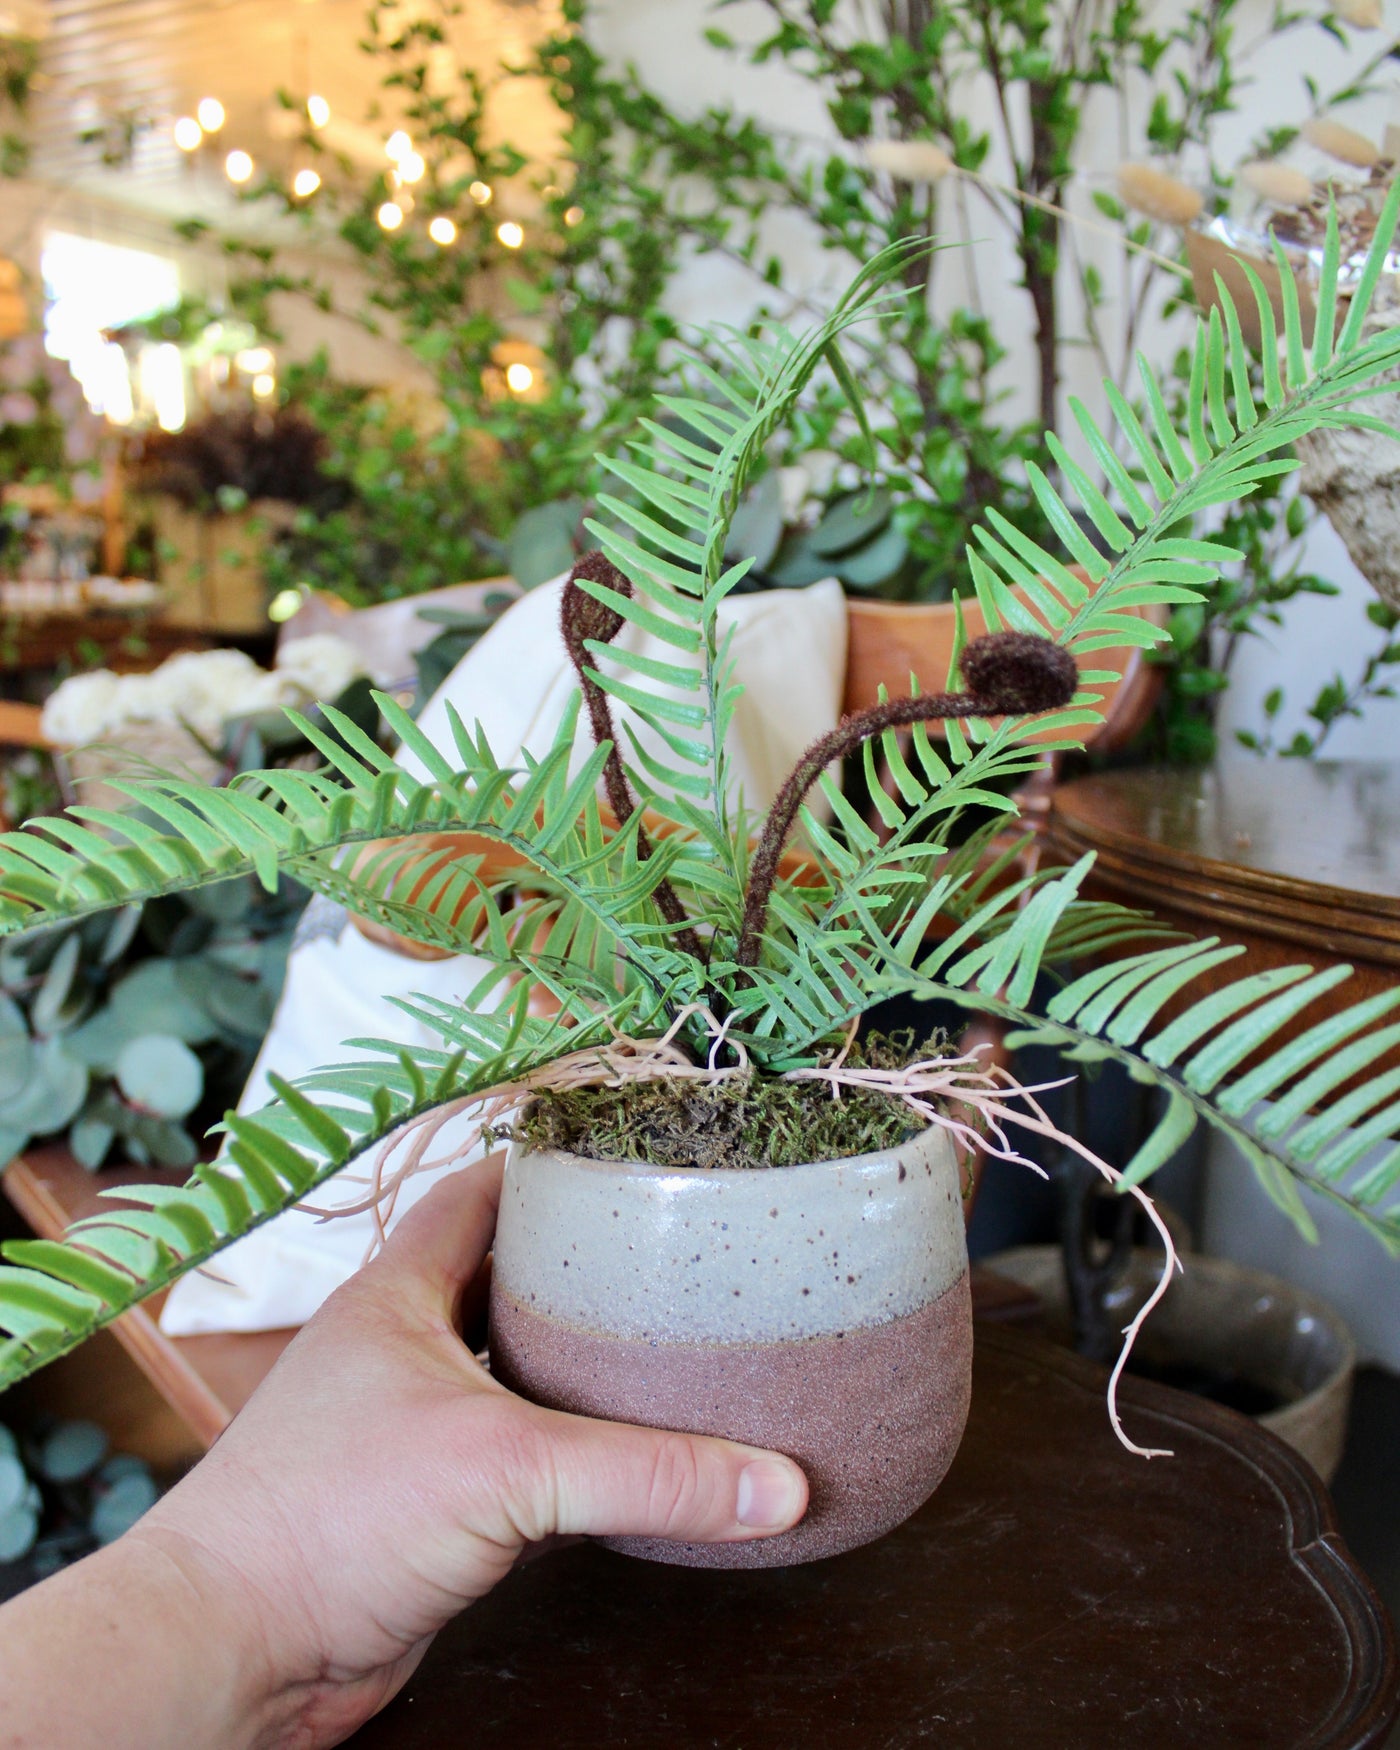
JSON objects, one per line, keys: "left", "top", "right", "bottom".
{"left": 493, "top": 1125, "right": 965, "bottom": 1344}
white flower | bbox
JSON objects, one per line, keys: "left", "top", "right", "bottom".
{"left": 865, "top": 140, "right": 954, "bottom": 183}
{"left": 275, "top": 634, "right": 367, "bottom": 705}
{"left": 41, "top": 670, "right": 124, "bottom": 746}
{"left": 128, "top": 649, "right": 263, "bottom": 741}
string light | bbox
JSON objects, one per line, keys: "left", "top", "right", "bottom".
{"left": 225, "top": 149, "right": 254, "bottom": 184}
{"left": 377, "top": 200, "right": 404, "bottom": 230}
{"left": 306, "top": 94, "right": 330, "bottom": 129}
{"left": 173, "top": 116, "right": 202, "bottom": 152}
{"left": 505, "top": 362, "right": 534, "bottom": 394}
{"left": 564, "top": 205, "right": 584, "bottom": 226}
{"left": 428, "top": 215, "right": 457, "bottom": 245}
{"left": 496, "top": 220, "right": 524, "bottom": 248}
{"left": 385, "top": 130, "right": 412, "bottom": 162}
{"left": 292, "top": 167, "right": 321, "bottom": 198}
{"left": 197, "top": 97, "right": 226, "bottom": 133}
{"left": 235, "top": 347, "right": 274, "bottom": 374}
{"left": 252, "top": 372, "right": 276, "bottom": 399}
{"left": 398, "top": 150, "right": 425, "bottom": 184}
{"left": 469, "top": 180, "right": 493, "bottom": 205}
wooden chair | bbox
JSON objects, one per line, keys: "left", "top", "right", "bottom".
{"left": 1, "top": 587, "right": 1162, "bottom": 1458}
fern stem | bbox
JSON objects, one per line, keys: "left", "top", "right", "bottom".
{"left": 561, "top": 553, "right": 706, "bottom": 962}
{"left": 735, "top": 632, "right": 1078, "bottom": 968}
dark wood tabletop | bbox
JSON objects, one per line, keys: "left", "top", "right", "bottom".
{"left": 1046, "top": 759, "right": 1400, "bottom": 972}
{"left": 345, "top": 1322, "right": 1397, "bottom": 1750}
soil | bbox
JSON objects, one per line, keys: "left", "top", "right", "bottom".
{"left": 511, "top": 1030, "right": 948, "bottom": 1171}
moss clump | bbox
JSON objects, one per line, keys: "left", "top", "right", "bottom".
{"left": 512, "top": 1030, "right": 948, "bottom": 1170}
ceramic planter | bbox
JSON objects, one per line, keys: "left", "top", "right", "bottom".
{"left": 488, "top": 1124, "right": 972, "bottom": 1567}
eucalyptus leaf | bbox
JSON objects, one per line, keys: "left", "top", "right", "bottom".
{"left": 111, "top": 961, "right": 218, "bottom": 1046}
{"left": 835, "top": 520, "right": 910, "bottom": 589}
{"left": 0, "top": 991, "right": 27, "bottom": 1037}
{"left": 725, "top": 470, "right": 784, "bottom": 570}
{"left": 30, "top": 934, "right": 80, "bottom": 1035}
{"left": 115, "top": 1036, "right": 203, "bottom": 1119}
{"left": 765, "top": 533, "right": 838, "bottom": 588}
{"left": 36, "top": 1419, "right": 108, "bottom": 1483}
{"left": 0, "top": 1451, "right": 26, "bottom": 1514}
{"left": 0, "top": 1498, "right": 38, "bottom": 1563}
{"left": 0, "top": 1034, "right": 33, "bottom": 1105}
{"left": 99, "top": 906, "right": 143, "bottom": 967}
{"left": 90, "top": 1471, "right": 159, "bottom": 1545}
{"left": 507, "top": 498, "right": 582, "bottom": 589}
{"left": 70, "top": 1114, "right": 115, "bottom": 1171}
{"left": 63, "top": 1008, "right": 127, "bottom": 1073}
{"left": 806, "top": 489, "right": 892, "bottom": 557}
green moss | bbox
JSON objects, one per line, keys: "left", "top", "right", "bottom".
{"left": 512, "top": 1030, "right": 948, "bottom": 1169}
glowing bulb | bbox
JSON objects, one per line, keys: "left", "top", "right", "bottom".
{"left": 235, "top": 347, "right": 274, "bottom": 374}
{"left": 197, "top": 97, "right": 226, "bottom": 133}
{"left": 505, "top": 362, "right": 534, "bottom": 394}
{"left": 564, "top": 204, "right": 584, "bottom": 226}
{"left": 225, "top": 149, "right": 254, "bottom": 183}
{"left": 268, "top": 587, "right": 302, "bottom": 623}
{"left": 496, "top": 220, "right": 524, "bottom": 249}
{"left": 469, "top": 179, "right": 493, "bottom": 205}
{"left": 385, "top": 129, "right": 412, "bottom": 162}
{"left": 292, "top": 167, "right": 321, "bottom": 198}
{"left": 377, "top": 200, "right": 404, "bottom": 231}
{"left": 173, "top": 115, "right": 202, "bottom": 152}
{"left": 428, "top": 215, "right": 457, "bottom": 245}
{"left": 252, "top": 372, "right": 276, "bottom": 399}
{"left": 398, "top": 150, "right": 425, "bottom": 184}
{"left": 306, "top": 93, "right": 330, "bottom": 129}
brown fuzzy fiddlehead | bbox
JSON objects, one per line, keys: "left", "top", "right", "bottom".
{"left": 560, "top": 552, "right": 704, "bottom": 960}
{"left": 734, "top": 631, "right": 1079, "bottom": 968}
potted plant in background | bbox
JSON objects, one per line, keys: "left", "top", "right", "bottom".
{"left": 0, "top": 227, "right": 1396, "bottom": 1564}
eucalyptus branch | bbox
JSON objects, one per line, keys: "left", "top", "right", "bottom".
{"left": 734, "top": 632, "right": 1078, "bottom": 967}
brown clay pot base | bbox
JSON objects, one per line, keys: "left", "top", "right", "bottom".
{"left": 490, "top": 1268, "right": 972, "bottom": 1567}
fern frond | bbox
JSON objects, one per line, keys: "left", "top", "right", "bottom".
{"left": 0, "top": 1001, "right": 622, "bottom": 1389}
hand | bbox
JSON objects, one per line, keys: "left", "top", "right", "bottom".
{"left": 0, "top": 1152, "right": 807, "bottom": 1750}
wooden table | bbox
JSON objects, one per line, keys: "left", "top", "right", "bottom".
{"left": 1045, "top": 759, "right": 1400, "bottom": 987}
{"left": 344, "top": 1323, "right": 1397, "bottom": 1749}
{"left": 5, "top": 1148, "right": 1396, "bottom": 1744}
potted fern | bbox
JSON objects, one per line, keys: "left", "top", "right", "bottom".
{"left": 0, "top": 215, "right": 1397, "bottom": 1567}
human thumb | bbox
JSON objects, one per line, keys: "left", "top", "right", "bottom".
{"left": 506, "top": 1401, "right": 808, "bottom": 1546}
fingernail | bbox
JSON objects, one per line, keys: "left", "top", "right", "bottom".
{"left": 736, "top": 1458, "right": 804, "bottom": 1530}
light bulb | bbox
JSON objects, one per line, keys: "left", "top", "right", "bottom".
{"left": 252, "top": 372, "right": 276, "bottom": 399}
{"left": 385, "top": 129, "right": 412, "bottom": 162}
{"left": 496, "top": 220, "right": 524, "bottom": 249}
{"left": 428, "top": 215, "right": 457, "bottom": 245}
{"left": 292, "top": 167, "right": 321, "bottom": 198}
{"left": 268, "top": 587, "right": 302, "bottom": 623}
{"left": 225, "top": 149, "right": 254, "bottom": 184}
{"left": 505, "top": 362, "right": 534, "bottom": 394}
{"left": 398, "top": 150, "right": 425, "bottom": 183}
{"left": 197, "top": 97, "right": 226, "bottom": 133}
{"left": 173, "top": 116, "right": 202, "bottom": 152}
{"left": 236, "top": 347, "right": 275, "bottom": 374}
{"left": 469, "top": 179, "right": 493, "bottom": 205}
{"left": 377, "top": 200, "right": 404, "bottom": 231}
{"left": 306, "top": 94, "right": 330, "bottom": 129}
{"left": 564, "top": 205, "right": 584, "bottom": 227}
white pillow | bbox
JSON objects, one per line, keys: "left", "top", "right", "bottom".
{"left": 161, "top": 575, "right": 847, "bottom": 1335}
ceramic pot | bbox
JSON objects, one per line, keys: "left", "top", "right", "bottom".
{"left": 488, "top": 1124, "right": 972, "bottom": 1568}
{"left": 987, "top": 1245, "right": 1356, "bottom": 1482}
